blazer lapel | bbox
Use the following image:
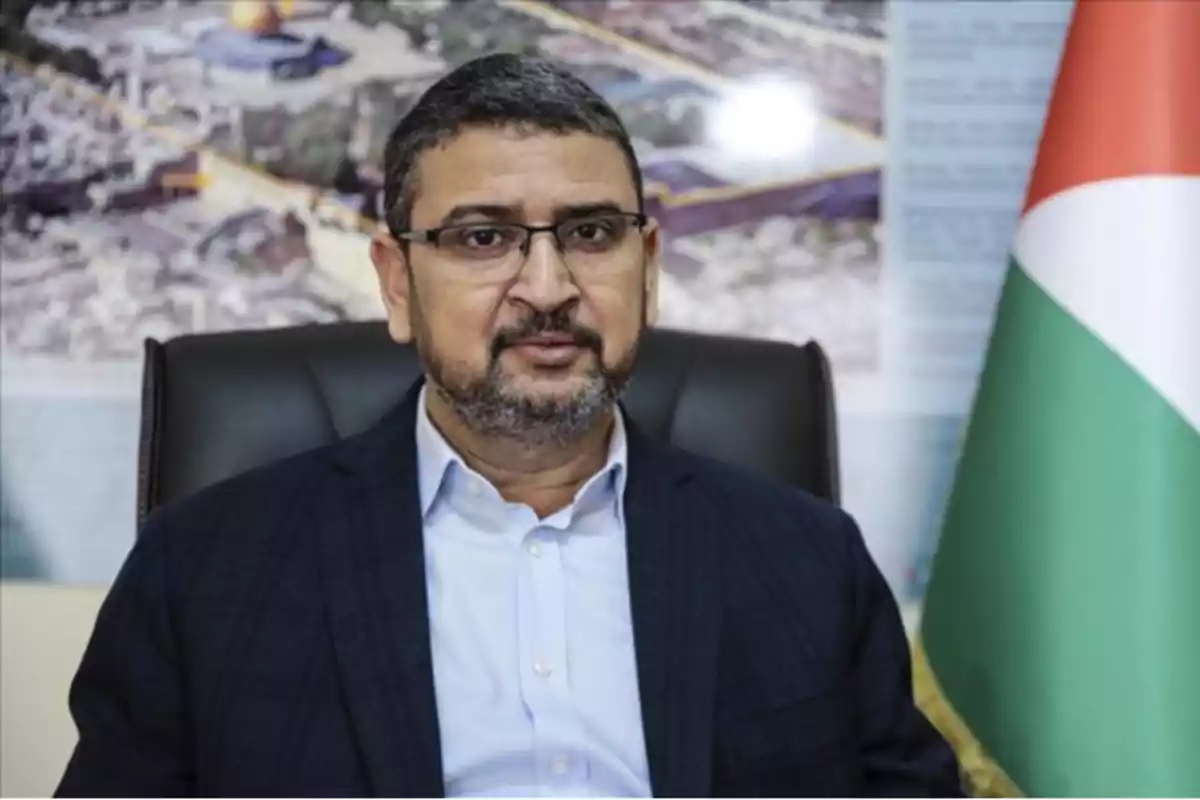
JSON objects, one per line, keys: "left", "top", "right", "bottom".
{"left": 624, "top": 421, "right": 721, "bottom": 797}
{"left": 317, "top": 382, "right": 445, "bottom": 798}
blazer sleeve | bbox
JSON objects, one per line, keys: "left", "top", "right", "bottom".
{"left": 841, "top": 513, "right": 965, "bottom": 797}
{"left": 56, "top": 516, "right": 194, "bottom": 797}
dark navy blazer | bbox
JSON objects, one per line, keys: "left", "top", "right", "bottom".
{"left": 58, "top": 384, "right": 962, "bottom": 797}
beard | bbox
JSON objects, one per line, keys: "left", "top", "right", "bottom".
{"left": 412, "top": 301, "right": 641, "bottom": 449}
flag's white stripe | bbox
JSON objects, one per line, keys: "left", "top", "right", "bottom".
{"left": 1013, "top": 176, "right": 1200, "bottom": 433}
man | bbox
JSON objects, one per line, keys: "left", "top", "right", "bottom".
{"left": 58, "top": 54, "right": 961, "bottom": 797}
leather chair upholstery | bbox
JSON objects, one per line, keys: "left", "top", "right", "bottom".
{"left": 137, "top": 322, "right": 839, "bottom": 529}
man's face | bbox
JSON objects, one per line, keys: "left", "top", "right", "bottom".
{"left": 371, "top": 127, "right": 660, "bottom": 445}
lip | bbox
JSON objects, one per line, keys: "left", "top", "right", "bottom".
{"left": 517, "top": 334, "right": 578, "bottom": 346}
{"left": 509, "top": 339, "right": 583, "bottom": 366}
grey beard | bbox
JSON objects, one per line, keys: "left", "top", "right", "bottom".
{"left": 430, "top": 365, "right": 621, "bottom": 450}
{"left": 407, "top": 283, "right": 643, "bottom": 447}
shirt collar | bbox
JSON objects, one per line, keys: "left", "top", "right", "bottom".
{"left": 414, "top": 384, "right": 628, "bottom": 522}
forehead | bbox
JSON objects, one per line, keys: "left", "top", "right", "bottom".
{"left": 409, "top": 127, "right": 638, "bottom": 225}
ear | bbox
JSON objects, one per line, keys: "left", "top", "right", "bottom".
{"left": 370, "top": 230, "right": 413, "bottom": 343}
{"left": 641, "top": 217, "right": 662, "bottom": 327}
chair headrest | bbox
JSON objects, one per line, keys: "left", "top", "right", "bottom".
{"left": 138, "top": 322, "right": 838, "bottom": 523}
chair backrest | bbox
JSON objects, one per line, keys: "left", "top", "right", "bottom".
{"left": 137, "top": 322, "right": 839, "bottom": 527}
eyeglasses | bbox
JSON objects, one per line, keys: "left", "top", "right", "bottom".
{"left": 393, "top": 212, "right": 648, "bottom": 281}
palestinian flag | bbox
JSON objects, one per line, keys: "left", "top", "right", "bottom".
{"left": 915, "top": 0, "right": 1200, "bottom": 795}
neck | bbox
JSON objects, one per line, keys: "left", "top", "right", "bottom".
{"left": 424, "top": 386, "right": 614, "bottom": 517}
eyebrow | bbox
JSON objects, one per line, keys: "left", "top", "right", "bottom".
{"left": 437, "top": 204, "right": 519, "bottom": 227}
{"left": 551, "top": 202, "right": 627, "bottom": 223}
{"left": 436, "top": 201, "right": 631, "bottom": 228}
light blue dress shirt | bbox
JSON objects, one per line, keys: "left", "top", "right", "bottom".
{"left": 415, "top": 388, "right": 651, "bottom": 797}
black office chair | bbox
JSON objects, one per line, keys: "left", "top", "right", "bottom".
{"left": 136, "top": 322, "right": 840, "bottom": 529}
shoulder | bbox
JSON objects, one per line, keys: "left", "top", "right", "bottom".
{"left": 679, "top": 449, "right": 861, "bottom": 559}
{"left": 668, "top": 448, "right": 878, "bottom": 615}
{"left": 92, "top": 442, "right": 346, "bottom": 657}
{"left": 669, "top": 451, "right": 890, "bottom": 684}
{"left": 137, "top": 441, "right": 342, "bottom": 566}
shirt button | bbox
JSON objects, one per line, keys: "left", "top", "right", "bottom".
{"left": 551, "top": 756, "right": 570, "bottom": 776}
{"left": 532, "top": 659, "right": 553, "bottom": 678}
{"left": 526, "top": 540, "right": 542, "bottom": 557}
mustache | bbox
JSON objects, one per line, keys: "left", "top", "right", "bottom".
{"left": 490, "top": 308, "right": 604, "bottom": 359}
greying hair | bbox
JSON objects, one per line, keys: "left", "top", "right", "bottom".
{"left": 381, "top": 53, "right": 644, "bottom": 236}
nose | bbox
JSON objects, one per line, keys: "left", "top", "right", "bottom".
{"left": 507, "top": 229, "right": 580, "bottom": 310}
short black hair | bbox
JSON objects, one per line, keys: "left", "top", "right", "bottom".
{"left": 381, "top": 53, "right": 643, "bottom": 236}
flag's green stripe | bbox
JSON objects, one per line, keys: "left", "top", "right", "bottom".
{"left": 921, "top": 259, "right": 1200, "bottom": 797}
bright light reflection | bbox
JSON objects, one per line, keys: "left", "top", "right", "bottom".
{"left": 707, "top": 77, "right": 820, "bottom": 162}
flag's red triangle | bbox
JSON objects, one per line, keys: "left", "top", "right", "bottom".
{"left": 1024, "top": 0, "right": 1200, "bottom": 214}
